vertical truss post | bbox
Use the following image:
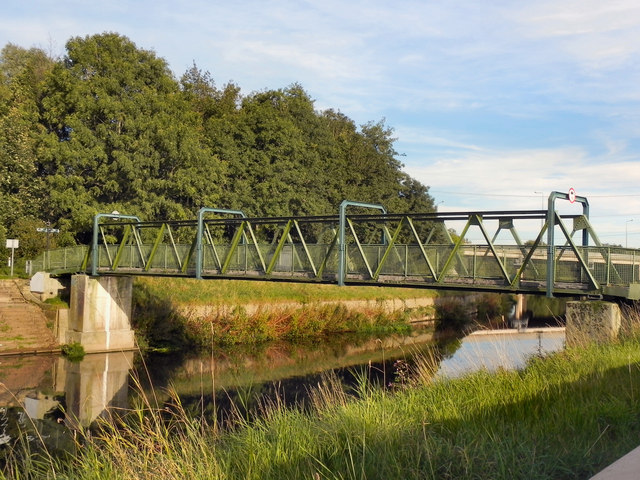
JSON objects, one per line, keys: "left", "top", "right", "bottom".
{"left": 196, "top": 207, "right": 246, "bottom": 280}
{"left": 338, "top": 200, "right": 386, "bottom": 286}
{"left": 546, "top": 191, "right": 589, "bottom": 297}
{"left": 91, "top": 213, "right": 141, "bottom": 276}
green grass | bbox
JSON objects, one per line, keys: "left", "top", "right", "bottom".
{"left": 43, "top": 296, "right": 69, "bottom": 308}
{"left": 135, "top": 277, "right": 436, "bottom": 306}
{"left": 8, "top": 310, "right": 640, "bottom": 479}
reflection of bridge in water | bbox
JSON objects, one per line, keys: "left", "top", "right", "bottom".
{"left": 0, "top": 352, "right": 133, "bottom": 431}
{"left": 32, "top": 192, "right": 640, "bottom": 300}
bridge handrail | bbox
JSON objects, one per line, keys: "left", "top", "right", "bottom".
{"left": 26, "top": 194, "right": 640, "bottom": 300}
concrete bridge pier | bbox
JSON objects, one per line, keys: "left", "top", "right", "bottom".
{"left": 67, "top": 274, "right": 135, "bottom": 353}
{"left": 565, "top": 301, "right": 621, "bottom": 347}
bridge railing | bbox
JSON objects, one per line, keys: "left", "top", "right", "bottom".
{"left": 29, "top": 242, "right": 640, "bottom": 292}
{"left": 27, "top": 198, "right": 640, "bottom": 299}
{"left": 27, "top": 245, "right": 90, "bottom": 275}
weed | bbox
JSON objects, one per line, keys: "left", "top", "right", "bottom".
{"left": 61, "top": 342, "right": 85, "bottom": 361}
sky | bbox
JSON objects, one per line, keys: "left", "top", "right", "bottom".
{"left": 2, "top": 0, "right": 640, "bottom": 246}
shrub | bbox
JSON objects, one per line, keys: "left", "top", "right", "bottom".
{"left": 435, "top": 298, "right": 472, "bottom": 333}
{"left": 61, "top": 342, "right": 85, "bottom": 361}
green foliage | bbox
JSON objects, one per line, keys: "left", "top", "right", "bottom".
{"left": 0, "top": 33, "right": 435, "bottom": 254}
{"left": 43, "top": 296, "right": 69, "bottom": 308}
{"left": 475, "top": 293, "right": 514, "bottom": 326}
{"left": 61, "top": 342, "right": 85, "bottom": 361}
{"left": 131, "top": 279, "right": 190, "bottom": 351}
{"left": 434, "top": 298, "right": 473, "bottom": 333}
{"left": 7, "top": 217, "right": 54, "bottom": 259}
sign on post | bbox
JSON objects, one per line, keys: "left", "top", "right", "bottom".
{"left": 5, "top": 239, "right": 19, "bottom": 277}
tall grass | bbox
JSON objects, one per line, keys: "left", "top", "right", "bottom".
{"left": 184, "top": 303, "right": 414, "bottom": 347}
{"left": 6, "top": 307, "right": 640, "bottom": 479}
{"left": 135, "top": 277, "right": 436, "bottom": 306}
{"left": 133, "top": 280, "right": 422, "bottom": 350}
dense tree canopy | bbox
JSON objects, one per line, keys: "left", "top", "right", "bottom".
{"left": 0, "top": 32, "right": 435, "bottom": 261}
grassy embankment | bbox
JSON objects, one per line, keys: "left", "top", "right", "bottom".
{"left": 132, "top": 277, "right": 440, "bottom": 349}
{"left": 6, "top": 307, "right": 640, "bottom": 479}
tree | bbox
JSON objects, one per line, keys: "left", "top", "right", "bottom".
{"left": 0, "top": 33, "right": 436, "bottom": 250}
{"left": 205, "top": 84, "right": 336, "bottom": 217}
{"left": 37, "top": 33, "right": 224, "bottom": 241}
{"left": 0, "top": 45, "right": 53, "bottom": 231}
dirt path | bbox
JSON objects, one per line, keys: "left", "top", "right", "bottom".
{"left": 0, "top": 279, "right": 58, "bottom": 355}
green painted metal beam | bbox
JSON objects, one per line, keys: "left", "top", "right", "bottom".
{"left": 347, "top": 218, "right": 374, "bottom": 279}
{"left": 91, "top": 213, "right": 141, "bottom": 276}
{"left": 293, "top": 220, "right": 317, "bottom": 276}
{"left": 317, "top": 229, "right": 339, "bottom": 279}
{"left": 373, "top": 218, "right": 405, "bottom": 280}
{"left": 221, "top": 221, "right": 247, "bottom": 274}
{"left": 338, "top": 200, "right": 386, "bottom": 286}
{"left": 437, "top": 217, "right": 473, "bottom": 283}
{"left": 112, "top": 225, "right": 133, "bottom": 271}
{"left": 145, "top": 223, "right": 166, "bottom": 272}
{"left": 266, "top": 220, "right": 293, "bottom": 274}
{"left": 406, "top": 216, "right": 438, "bottom": 279}
{"left": 196, "top": 207, "right": 246, "bottom": 279}
{"left": 474, "top": 215, "right": 512, "bottom": 284}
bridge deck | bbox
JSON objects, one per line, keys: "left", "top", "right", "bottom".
{"left": 29, "top": 203, "right": 640, "bottom": 300}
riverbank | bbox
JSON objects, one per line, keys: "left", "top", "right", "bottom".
{"left": 9, "top": 307, "right": 638, "bottom": 479}
{"left": 0, "top": 279, "right": 58, "bottom": 355}
{"left": 132, "top": 277, "right": 442, "bottom": 349}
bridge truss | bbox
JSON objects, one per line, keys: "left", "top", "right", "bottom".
{"left": 31, "top": 193, "right": 640, "bottom": 300}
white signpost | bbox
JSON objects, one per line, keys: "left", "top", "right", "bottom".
{"left": 5, "top": 239, "right": 19, "bottom": 277}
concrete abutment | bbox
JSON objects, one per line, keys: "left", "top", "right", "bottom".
{"left": 67, "top": 274, "right": 135, "bottom": 353}
{"left": 565, "top": 300, "right": 621, "bottom": 347}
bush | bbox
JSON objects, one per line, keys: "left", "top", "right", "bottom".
{"left": 61, "top": 342, "right": 85, "bottom": 361}
{"left": 435, "top": 298, "right": 472, "bottom": 333}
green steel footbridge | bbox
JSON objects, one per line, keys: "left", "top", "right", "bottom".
{"left": 30, "top": 192, "right": 640, "bottom": 300}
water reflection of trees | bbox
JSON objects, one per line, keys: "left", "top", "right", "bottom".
{"left": 0, "top": 333, "right": 461, "bottom": 463}
{"left": 134, "top": 330, "right": 462, "bottom": 428}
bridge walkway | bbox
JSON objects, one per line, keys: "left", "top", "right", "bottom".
{"left": 29, "top": 194, "right": 640, "bottom": 300}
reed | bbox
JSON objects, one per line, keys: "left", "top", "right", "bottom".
{"left": 183, "top": 303, "right": 413, "bottom": 347}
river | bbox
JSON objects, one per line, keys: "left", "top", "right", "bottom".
{"left": 0, "top": 326, "right": 565, "bottom": 461}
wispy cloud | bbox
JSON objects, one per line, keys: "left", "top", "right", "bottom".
{"left": 2, "top": 0, "right": 640, "bottom": 244}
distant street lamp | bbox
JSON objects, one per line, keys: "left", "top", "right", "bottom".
{"left": 626, "top": 219, "right": 633, "bottom": 248}
{"left": 36, "top": 221, "right": 60, "bottom": 269}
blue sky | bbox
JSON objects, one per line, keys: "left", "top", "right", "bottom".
{"left": 3, "top": 0, "right": 640, "bottom": 245}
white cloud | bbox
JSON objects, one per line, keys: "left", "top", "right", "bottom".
{"left": 2, "top": 0, "right": 640, "bottom": 245}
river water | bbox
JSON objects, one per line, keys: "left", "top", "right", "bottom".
{"left": 0, "top": 327, "right": 565, "bottom": 460}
